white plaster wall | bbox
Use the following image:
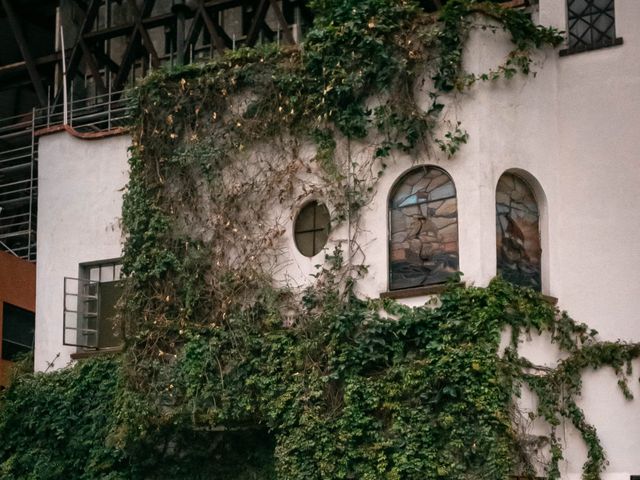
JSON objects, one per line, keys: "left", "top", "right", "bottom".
{"left": 32, "top": 0, "right": 640, "bottom": 476}
{"left": 352, "top": 2, "right": 640, "bottom": 476}
{"left": 35, "top": 132, "right": 130, "bottom": 372}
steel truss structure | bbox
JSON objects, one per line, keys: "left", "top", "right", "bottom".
{"left": 0, "top": 0, "right": 311, "bottom": 261}
{"left": 0, "top": 0, "right": 524, "bottom": 261}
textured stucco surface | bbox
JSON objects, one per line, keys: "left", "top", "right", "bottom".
{"left": 35, "top": 133, "right": 129, "bottom": 372}
{"left": 33, "top": 0, "right": 640, "bottom": 476}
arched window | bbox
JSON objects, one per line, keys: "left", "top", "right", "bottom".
{"left": 389, "top": 166, "right": 459, "bottom": 290}
{"left": 496, "top": 172, "right": 541, "bottom": 290}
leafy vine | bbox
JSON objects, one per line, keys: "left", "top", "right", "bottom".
{"left": 1, "top": 2, "right": 638, "bottom": 480}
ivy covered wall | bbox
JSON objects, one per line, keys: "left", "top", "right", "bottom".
{"left": 3, "top": 1, "right": 640, "bottom": 479}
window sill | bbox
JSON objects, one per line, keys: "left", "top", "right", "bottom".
{"left": 380, "top": 283, "right": 462, "bottom": 300}
{"left": 381, "top": 285, "right": 557, "bottom": 305}
{"left": 70, "top": 346, "right": 123, "bottom": 360}
{"left": 559, "top": 37, "right": 623, "bottom": 57}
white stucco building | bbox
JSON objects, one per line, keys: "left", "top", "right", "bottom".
{"left": 32, "top": 1, "right": 640, "bottom": 478}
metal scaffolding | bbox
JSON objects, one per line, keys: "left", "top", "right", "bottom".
{"left": 0, "top": 0, "right": 524, "bottom": 261}
{"left": 0, "top": 88, "right": 130, "bottom": 261}
{"left": 0, "top": 0, "right": 315, "bottom": 261}
{"left": 0, "top": 111, "right": 38, "bottom": 261}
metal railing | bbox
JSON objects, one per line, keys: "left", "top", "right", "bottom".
{"left": 35, "top": 88, "right": 131, "bottom": 133}
{"left": 0, "top": 89, "right": 131, "bottom": 261}
{"left": 0, "top": 110, "right": 37, "bottom": 261}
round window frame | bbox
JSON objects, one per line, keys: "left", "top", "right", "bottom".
{"left": 293, "top": 200, "right": 331, "bottom": 258}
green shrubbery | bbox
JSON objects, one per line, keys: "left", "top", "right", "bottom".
{"left": 2, "top": 1, "right": 637, "bottom": 479}
{"left": 2, "top": 281, "right": 638, "bottom": 479}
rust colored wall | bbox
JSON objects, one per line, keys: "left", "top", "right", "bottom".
{"left": 0, "top": 251, "right": 36, "bottom": 384}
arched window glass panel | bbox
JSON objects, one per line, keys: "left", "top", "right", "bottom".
{"left": 389, "top": 166, "right": 459, "bottom": 290}
{"left": 496, "top": 173, "right": 541, "bottom": 290}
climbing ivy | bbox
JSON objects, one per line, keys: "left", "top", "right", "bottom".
{"left": 1, "top": 1, "right": 638, "bottom": 479}
{"left": 2, "top": 280, "right": 639, "bottom": 479}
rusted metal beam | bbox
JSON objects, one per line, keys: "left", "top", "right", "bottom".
{"left": 83, "top": 13, "right": 173, "bottom": 43}
{"left": 82, "top": 0, "right": 241, "bottom": 43}
{"left": 70, "top": 0, "right": 89, "bottom": 11}
{"left": 183, "top": 9, "right": 204, "bottom": 61}
{"left": 199, "top": 3, "right": 227, "bottom": 53}
{"left": 92, "top": 47, "right": 120, "bottom": 74}
{"left": 246, "top": 0, "right": 270, "bottom": 47}
{"left": 212, "top": 17, "right": 233, "bottom": 47}
{"left": 126, "top": 0, "right": 161, "bottom": 68}
{"left": 269, "top": 0, "right": 294, "bottom": 44}
{"left": 112, "top": 0, "right": 156, "bottom": 92}
{"left": 53, "top": 0, "right": 101, "bottom": 108}
{"left": 1, "top": 0, "right": 47, "bottom": 106}
{"left": 0, "top": 50, "right": 70, "bottom": 78}
{"left": 79, "top": 39, "right": 106, "bottom": 93}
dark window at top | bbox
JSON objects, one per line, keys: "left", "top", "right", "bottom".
{"left": 2, "top": 303, "right": 35, "bottom": 361}
{"left": 567, "top": 0, "right": 617, "bottom": 51}
{"left": 418, "top": 0, "right": 523, "bottom": 13}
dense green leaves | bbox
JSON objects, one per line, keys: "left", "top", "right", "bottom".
{"left": 0, "top": 359, "right": 130, "bottom": 479}
{"left": 2, "top": 282, "right": 638, "bottom": 479}
{"left": 0, "top": 2, "right": 627, "bottom": 479}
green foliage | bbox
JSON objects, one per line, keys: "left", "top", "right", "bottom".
{"left": 1, "top": 2, "right": 632, "bottom": 480}
{"left": 0, "top": 358, "right": 130, "bottom": 479}
{"left": 2, "top": 282, "right": 639, "bottom": 479}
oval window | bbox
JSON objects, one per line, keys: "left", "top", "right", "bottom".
{"left": 294, "top": 201, "right": 330, "bottom": 257}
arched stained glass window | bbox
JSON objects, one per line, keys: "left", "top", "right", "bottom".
{"left": 389, "top": 166, "right": 459, "bottom": 290}
{"left": 496, "top": 173, "right": 541, "bottom": 290}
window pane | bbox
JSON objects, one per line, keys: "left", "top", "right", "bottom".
{"left": 389, "top": 167, "right": 458, "bottom": 290}
{"left": 2, "top": 304, "right": 35, "bottom": 361}
{"left": 314, "top": 229, "right": 329, "bottom": 256}
{"left": 100, "top": 265, "right": 114, "bottom": 282}
{"left": 89, "top": 267, "right": 100, "bottom": 282}
{"left": 98, "top": 281, "right": 124, "bottom": 348}
{"left": 295, "top": 231, "right": 315, "bottom": 257}
{"left": 496, "top": 173, "right": 541, "bottom": 291}
{"left": 295, "top": 203, "right": 316, "bottom": 232}
{"left": 2, "top": 341, "right": 30, "bottom": 361}
{"left": 315, "top": 203, "right": 330, "bottom": 230}
{"left": 294, "top": 202, "right": 330, "bottom": 257}
{"left": 567, "top": 0, "right": 615, "bottom": 49}
{"left": 65, "top": 311, "right": 78, "bottom": 329}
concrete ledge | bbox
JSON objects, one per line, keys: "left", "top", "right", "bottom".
{"left": 35, "top": 124, "right": 128, "bottom": 140}
{"left": 380, "top": 283, "right": 462, "bottom": 299}
{"left": 70, "top": 346, "right": 123, "bottom": 360}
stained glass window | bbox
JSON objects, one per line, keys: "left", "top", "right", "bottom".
{"left": 294, "top": 201, "right": 330, "bottom": 257}
{"left": 567, "top": 0, "right": 617, "bottom": 52}
{"left": 496, "top": 173, "right": 541, "bottom": 291}
{"left": 389, "top": 166, "right": 459, "bottom": 290}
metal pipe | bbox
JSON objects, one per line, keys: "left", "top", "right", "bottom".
{"left": 107, "top": 77, "right": 112, "bottom": 130}
{"left": 172, "top": 0, "right": 189, "bottom": 66}
{"left": 27, "top": 107, "right": 35, "bottom": 261}
{"left": 60, "top": 26, "right": 68, "bottom": 125}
